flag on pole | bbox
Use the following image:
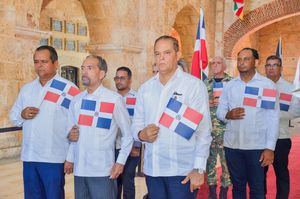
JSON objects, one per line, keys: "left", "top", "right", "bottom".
{"left": 276, "top": 37, "right": 282, "bottom": 59}
{"left": 292, "top": 58, "right": 300, "bottom": 98}
{"left": 191, "top": 8, "right": 208, "bottom": 80}
{"left": 233, "top": 0, "right": 244, "bottom": 19}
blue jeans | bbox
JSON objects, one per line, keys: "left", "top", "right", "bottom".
{"left": 115, "top": 149, "right": 140, "bottom": 199}
{"left": 74, "top": 176, "right": 117, "bottom": 199}
{"left": 23, "top": 161, "right": 65, "bottom": 199}
{"left": 224, "top": 147, "right": 265, "bottom": 199}
{"left": 145, "top": 175, "right": 197, "bottom": 199}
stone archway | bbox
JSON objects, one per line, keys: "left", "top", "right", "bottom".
{"left": 173, "top": 4, "right": 199, "bottom": 68}
{"left": 224, "top": 0, "right": 300, "bottom": 59}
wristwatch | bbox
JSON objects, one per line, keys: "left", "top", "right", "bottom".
{"left": 193, "top": 168, "right": 205, "bottom": 174}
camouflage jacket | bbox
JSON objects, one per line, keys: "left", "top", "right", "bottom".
{"left": 204, "top": 73, "right": 233, "bottom": 135}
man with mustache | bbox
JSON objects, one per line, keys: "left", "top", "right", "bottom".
{"left": 65, "top": 55, "right": 133, "bottom": 199}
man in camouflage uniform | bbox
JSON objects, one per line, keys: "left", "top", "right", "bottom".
{"left": 205, "top": 56, "right": 232, "bottom": 199}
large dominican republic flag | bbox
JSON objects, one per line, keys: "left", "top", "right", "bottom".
{"left": 279, "top": 92, "right": 292, "bottom": 112}
{"left": 159, "top": 97, "right": 203, "bottom": 140}
{"left": 243, "top": 86, "right": 277, "bottom": 109}
{"left": 191, "top": 8, "right": 208, "bottom": 80}
{"left": 78, "top": 99, "right": 115, "bottom": 129}
{"left": 44, "top": 79, "right": 81, "bottom": 109}
{"left": 233, "top": 0, "right": 244, "bottom": 19}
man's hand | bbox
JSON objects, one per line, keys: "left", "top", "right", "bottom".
{"left": 130, "top": 147, "right": 140, "bottom": 157}
{"left": 110, "top": 163, "right": 124, "bottom": 179}
{"left": 259, "top": 149, "right": 274, "bottom": 167}
{"left": 21, "top": 107, "right": 39, "bottom": 120}
{"left": 225, "top": 107, "right": 245, "bottom": 120}
{"left": 64, "top": 161, "right": 73, "bottom": 174}
{"left": 138, "top": 124, "right": 159, "bottom": 143}
{"left": 181, "top": 170, "right": 204, "bottom": 192}
{"left": 68, "top": 125, "right": 79, "bottom": 142}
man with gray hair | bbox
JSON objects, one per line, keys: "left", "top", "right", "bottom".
{"left": 65, "top": 55, "right": 133, "bottom": 199}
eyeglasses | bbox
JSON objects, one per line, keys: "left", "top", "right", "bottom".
{"left": 114, "top": 76, "right": 128, "bottom": 81}
{"left": 265, "top": 63, "right": 281, "bottom": 68}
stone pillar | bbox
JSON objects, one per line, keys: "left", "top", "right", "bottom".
{"left": 0, "top": 1, "right": 49, "bottom": 159}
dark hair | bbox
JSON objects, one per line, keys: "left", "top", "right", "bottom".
{"left": 86, "top": 55, "right": 107, "bottom": 73}
{"left": 116, "top": 66, "right": 132, "bottom": 79}
{"left": 35, "top": 45, "right": 58, "bottom": 63}
{"left": 266, "top": 55, "right": 282, "bottom": 66}
{"left": 238, "top": 47, "right": 259, "bottom": 60}
{"left": 154, "top": 35, "right": 179, "bottom": 52}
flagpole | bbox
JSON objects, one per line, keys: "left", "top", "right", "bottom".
{"left": 200, "top": 7, "right": 203, "bottom": 80}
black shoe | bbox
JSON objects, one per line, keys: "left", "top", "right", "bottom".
{"left": 208, "top": 185, "right": 217, "bottom": 199}
{"left": 219, "top": 186, "right": 228, "bottom": 199}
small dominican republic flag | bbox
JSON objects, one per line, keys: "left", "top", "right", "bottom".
{"left": 44, "top": 79, "right": 81, "bottom": 109}
{"left": 213, "top": 82, "right": 226, "bottom": 98}
{"left": 279, "top": 92, "right": 292, "bottom": 111}
{"left": 78, "top": 99, "right": 115, "bottom": 129}
{"left": 191, "top": 8, "right": 208, "bottom": 80}
{"left": 126, "top": 97, "right": 136, "bottom": 117}
{"left": 243, "top": 86, "right": 277, "bottom": 109}
{"left": 159, "top": 97, "right": 203, "bottom": 140}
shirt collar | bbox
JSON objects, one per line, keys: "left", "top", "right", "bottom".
{"left": 237, "top": 70, "right": 260, "bottom": 82}
{"left": 82, "top": 84, "right": 105, "bottom": 98}
{"left": 154, "top": 66, "right": 182, "bottom": 84}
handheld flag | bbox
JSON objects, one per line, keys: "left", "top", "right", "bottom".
{"left": 213, "top": 82, "right": 226, "bottom": 98}
{"left": 159, "top": 97, "right": 203, "bottom": 140}
{"left": 243, "top": 86, "right": 277, "bottom": 109}
{"left": 44, "top": 79, "right": 81, "bottom": 109}
{"left": 126, "top": 97, "right": 136, "bottom": 117}
{"left": 191, "top": 8, "right": 208, "bottom": 80}
{"left": 279, "top": 92, "right": 292, "bottom": 112}
{"left": 233, "top": 0, "right": 244, "bottom": 20}
{"left": 78, "top": 99, "right": 115, "bottom": 129}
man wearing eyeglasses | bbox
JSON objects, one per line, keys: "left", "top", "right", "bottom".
{"left": 216, "top": 48, "right": 279, "bottom": 199}
{"left": 114, "top": 66, "right": 141, "bottom": 199}
{"left": 264, "top": 55, "right": 300, "bottom": 199}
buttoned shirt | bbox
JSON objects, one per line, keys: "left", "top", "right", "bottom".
{"left": 276, "top": 78, "right": 300, "bottom": 139}
{"left": 10, "top": 74, "right": 76, "bottom": 163}
{"left": 132, "top": 68, "right": 212, "bottom": 177}
{"left": 216, "top": 72, "right": 279, "bottom": 150}
{"left": 66, "top": 85, "right": 133, "bottom": 177}
{"left": 116, "top": 89, "right": 141, "bottom": 149}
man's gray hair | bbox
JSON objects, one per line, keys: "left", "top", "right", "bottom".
{"left": 86, "top": 55, "right": 107, "bottom": 73}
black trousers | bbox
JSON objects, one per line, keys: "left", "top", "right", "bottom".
{"left": 264, "top": 138, "right": 291, "bottom": 199}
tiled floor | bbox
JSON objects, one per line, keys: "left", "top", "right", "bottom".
{"left": 0, "top": 160, "right": 148, "bottom": 199}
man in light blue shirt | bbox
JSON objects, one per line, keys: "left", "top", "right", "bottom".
{"left": 216, "top": 48, "right": 279, "bottom": 199}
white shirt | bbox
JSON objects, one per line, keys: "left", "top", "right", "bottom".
{"left": 10, "top": 74, "right": 77, "bottom": 163}
{"left": 216, "top": 72, "right": 279, "bottom": 150}
{"left": 132, "top": 68, "right": 212, "bottom": 177}
{"left": 116, "top": 89, "right": 141, "bottom": 149}
{"left": 276, "top": 78, "right": 300, "bottom": 139}
{"left": 66, "top": 85, "right": 133, "bottom": 177}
